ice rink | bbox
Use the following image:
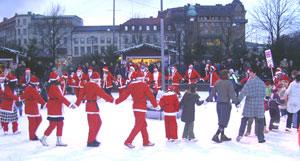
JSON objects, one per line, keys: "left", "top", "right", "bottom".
{"left": 0, "top": 92, "right": 299, "bottom": 161}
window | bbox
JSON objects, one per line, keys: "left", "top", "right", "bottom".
{"left": 107, "top": 37, "right": 111, "bottom": 43}
{"left": 131, "top": 26, "right": 135, "bottom": 31}
{"left": 64, "top": 37, "right": 67, "bottom": 44}
{"left": 124, "top": 26, "right": 128, "bottom": 31}
{"left": 200, "top": 17, "right": 204, "bottom": 20}
{"left": 24, "top": 39, "right": 27, "bottom": 45}
{"left": 100, "top": 37, "right": 105, "bottom": 43}
{"left": 80, "top": 38, "right": 85, "bottom": 44}
{"left": 153, "top": 35, "right": 157, "bottom": 42}
{"left": 80, "top": 47, "right": 85, "bottom": 54}
{"left": 139, "top": 25, "right": 142, "bottom": 31}
{"left": 74, "top": 47, "right": 79, "bottom": 56}
{"left": 101, "top": 46, "right": 105, "bottom": 53}
{"left": 87, "top": 46, "right": 91, "bottom": 54}
{"left": 211, "top": 23, "right": 215, "bottom": 27}
{"left": 93, "top": 37, "right": 98, "bottom": 43}
{"left": 74, "top": 38, "right": 79, "bottom": 44}
{"left": 113, "top": 37, "right": 117, "bottom": 43}
{"left": 168, "top": 25, "right": 171, "bottom": 31}
{"left": 23, "top": 19, "right": 27, "bottom": 25}
{"left": 132, "top": 35, "right": 136, "bottom": 44}
{"left": 212, "top": 17, "right": 215, "bottom": 20}
{"left": 204, "top": 17, "right": 207, "bottom": 20}
{"left": 204, "top": 30, "right": 208, "bottom": 34}
{"left": 18, "top": 39, "right": 21, "bottom": 45}
{"left": 204, "top": 23, "right": 208, "bottom": 27}
{"left": 146, "top": 25, "right": 150, "bottom": 31}
{"left": 17, "top": 19, "right": 20, "bottom": 25}
{"left": 200, "top": 23, "right": 203, "bottom": 27}
{"left": 18, "top": 29, "right": 21, "bottom": 35}
{"left": 94, "top": 45, "right": 98, "bottom": 53}
{"left": 146, "top": 35, "right": 150, "bottom": 43}
{"left": 216, "top": 23, "right": 220, "bottom": 27}
{"left": 153, "top": 25, "right": 157, "bottom": 31}
{"left": 87, "top": 38, "right": 91, "bottom": 44}
{"left": 23, "top": 28, "right": 27, "bottom": 35}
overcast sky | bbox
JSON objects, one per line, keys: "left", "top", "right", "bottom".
{"left": 0, "top": 0, "right": 258, "bottom": 25}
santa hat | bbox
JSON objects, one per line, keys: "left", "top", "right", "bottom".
{"left": 145, "top": 66, "right": 149, "bottom": 71}
{"left": 246, "top": 68, "right": 252, "bottom": 74}
{"left": 88, "top": 67, "right": 93, "bottom": 71}
{"left": 91, "top": 72, "right": 100, "bottom": 80}
{"left": 281, "top": 74, "right": 290, "bottom": 82}
{"left": 25, "top": 68, "right": 31, "bottom": 72}
{"left": 189, "top": 64, "right": 193, "bottom": 67}
{"left": 172, "top": 66, "right": 177, "bottom": 70}
{"left": 275, "top": 70, "right": 282, "bottom": 75}
{"left": 0, "top": 74, "right": 5, "bottom": 80}
{"left": 49, "top": 72, "right": 59, "bottom": 81}
{"left": 77, "top": 66, "right": 82, "bottom": 71}
{"left": 30, "top": 76, "right": 39, "bottom": 85}
{"left": 9, "top": 75, "right": 18, "bottom": 82}
{"left": 136, "top": 71, "right": 144, "bottom": 80}
{"left": 62, "top": 73, "right": 68, "bottom": 78}
{"left": 103, "top": 67, "right": 109, "bottom": 71}
{"left": 210, "top": 65, "right": 216, "bottom": 71}
{"left": 276, "top": 66, "right": 283, "bottom": 71}
{"left": 227, "top": 57, "right": 232, "bottom": 61}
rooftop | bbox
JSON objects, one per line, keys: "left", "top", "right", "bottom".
{"left": 72, "top": 26, "right": 120, "bottom": 32}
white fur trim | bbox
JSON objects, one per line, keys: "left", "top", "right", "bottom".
{"left": 163, "top": 91, "right": 176, "bottom": 96}
{"left": 163, "top": 112, "right": 177, "bottom": 116}
{"left": 133, "top": 109, "right": 147, "bottom": 113}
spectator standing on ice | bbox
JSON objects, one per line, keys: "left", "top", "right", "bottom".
{"left": 236, "top": 69, "right": 266, "bottom": 143}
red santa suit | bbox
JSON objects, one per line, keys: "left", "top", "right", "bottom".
{"left": 0, "top": 76, "right": 21, "bottom": 134}
{"left": 58, "top": 73, "right": 68, "bottom": 96}
{"left": 240, "top": 68, "right": 252, "bottom": 83}
{"left": 158, "top": 89, "right": 179, "bottom": 140}
{"left": 85, "top": 67, "right": 93, "bottom": 82}
{"left": 116, "top": 71, "right": 158, "bottom": 148}
{"left": 143, "top": 67, "right": 153, "bottom": 87}
{"left": 19, "top": 68, "right": 32, "bottom": 87}
{"left": 203, "top": 66, "right": 220, "bottom": 88}
{"left": 102, "top": 67, "right": 117, "bottom": 96}
{"left": 167, "top": 66, "right": 182, "bottom": 95}
{"left": 72, "top": 67, "right": 86, "bottom": 98}
{"left": 126, "top": 66, "right": 137, "bottom": 84}
{"left": 274, "top": 70, "right": 290, "bottom": 88}
{"left": 182, "top": 65, "right": 202, "bottom": 84}
{"left": 75, "top": 72, "right": 114, "bottom": 146}
{"left": 20, "top": 76, "right": 45, "bottom": 140}
{"left": 43, "top": 72, "right": 71, "bottom": 138}
{"left": 117, "top": 77, "right": 126, "bottom": 97}
{"left": 152, "top": 70, "right": 162, "bottom": 92}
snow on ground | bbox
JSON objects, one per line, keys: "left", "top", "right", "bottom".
{"left": 0, "top": 92, "right": 299, "bottom": 161}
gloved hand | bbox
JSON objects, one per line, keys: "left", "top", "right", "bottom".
{"left": 155, "top": 106, "right": 161, "bottom": 111}
{"left": 200, "top": 78, "right": 204, "bottom": 82}
{"left": 203, "top": 100, "right": 208, "bottom": 105}
{"left": 235, "top": 104, "right": 241, "bottom": 109}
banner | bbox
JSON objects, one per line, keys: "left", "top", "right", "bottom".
{"left": 265, "top": 49, "right": 274, "bottom": 68}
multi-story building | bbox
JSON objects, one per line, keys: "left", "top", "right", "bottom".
{"left": 71, "top": 26, "right": 120, "bottom": 62}
{"left": 0, "top": 12, "right": 83, "bottom": 61}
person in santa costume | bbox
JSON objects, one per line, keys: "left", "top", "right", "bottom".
{"left": 152, "top": 67, "right": 162, "bottom": 98}
{"left": 158, "top": 86, "right": 180, "bottom": 142}
{"left": 40, "top": 72, "right": 73, "bottom": 147}
{"left": 58, "top": 73, "right": 68, "bottom": 96}
{"left": 74, "top": 72, "right": 114, "bottom": 147}
{"left": 115, "top": 71, "right": 159, "bottom": 148}
{"left": 143, "top": 67, "right": 153, "bottom": 87}
{"left": 85, "top": 67, "right": 93, "bottom": 82}
{"left": 20, "top": 76, "right": 46, "bottom": 141}
{"left": 0, "top": 75, "right": 21, "bottom": 135}
{"left": 3, "top": 68, "right": 12, "bottom": 81}
{"left": 19, "top": 68, "right": 32, "bottom": 87}
{"left": 182, "top": 64, "right": 202, "bottom": 85}
{"left": 116, "top": 74, "right": 126, "bottom": 97}
{"left": 239, "top": 68, "right": 252, "bottom": 84}
{"left": 126, "top": 66, "right": 137, "bottom": 84}
{"left": 101, "top": 67, "right": 117, "bottom": 96}
{"left": 72, "top": 66, "right": 86, "bottom": 98}
{"left": 167, "top": 66, "right": 183, "bottom": 97}
{"left": 0, "top": 74, "right": 5, "bottom": 130}
{"left": 203, "top": 65, "right": 220, "bottom": 101}
{"left": 274, "top": 69, "right": 290, "bottom": 89}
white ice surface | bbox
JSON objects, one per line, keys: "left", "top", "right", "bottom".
{"left": 0, "top": 92, "right": 299, "bottom": 161}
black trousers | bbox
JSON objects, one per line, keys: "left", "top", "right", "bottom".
{"left": 286, "top": 110, "right": 300, "bottom": 129}
{"left": 269, "top": 107, "right": 280, "bottom": 130}
{"left": 239, "top": 117, "right": 265, "bottom": 142}
{"left": 104, "top": 88, "right": 112, "bottom": 97}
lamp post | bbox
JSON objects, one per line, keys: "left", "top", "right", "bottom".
{"left": 160, "top": 0, "right": 166, "bottom": 91}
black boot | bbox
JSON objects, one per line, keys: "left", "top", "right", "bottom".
{"left": 221, "top": 135, "right": 232, "bottom": 141}
{"left": 87, "top": 141, "right": 100, "bottom": 147}
{"left": 212, "top": 135, "right": 222, "bottom": 143}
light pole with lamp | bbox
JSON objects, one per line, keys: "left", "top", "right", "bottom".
{"left": 160, "top": 0, "right": 166, "bottom": 91}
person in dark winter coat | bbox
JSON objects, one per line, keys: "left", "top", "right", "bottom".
{"left": 205, "top": 69, "right": 239, "bottom": 143}
{"left": 180, "top": 84, "right": 204, "bottom": 141}
{"left": 268, "top": 88, "right": 285, "bottom": 131}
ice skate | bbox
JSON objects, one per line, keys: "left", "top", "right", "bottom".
{"left": 40, "top": 136, "right": 49, "bottom": 146}
{"left": 30, "top": 135, "right": 39, "bottom": 141}
{"left": 244, "top": 132, "right": 250, "bottom": 136}
{"left": 56, "top": 136, "right": 67, "bottom": 146}
{"left": 236, "top": 136, "right": 242, "bottom": 142}
{"left": 212, "top": 135, "right": 222, "bottom": 143}
{"left": 221, "top": 135, "right": 232, "bottom": 141}
{"left": 4, "top": 131, "right": 8, "bottom": 135}
{"left": 285, "top": 128, "right": 292, "bottom": 132}
{"left": 87, "top": 140, "right": 100, "bottom": 147}
{"left": 143, "top": 142, "right": 155, "bottom": 147}
{"left": 13, "top": 130, "right": 21, "bottom": 135}
{"left": 171, "top": 139, "right": 181, "bottom": 143}
{"left": 189, "top": 138, "right": 198, "bottom": 142}
{"left": 124, "top": 143, "right": 135, "bottom": 149}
